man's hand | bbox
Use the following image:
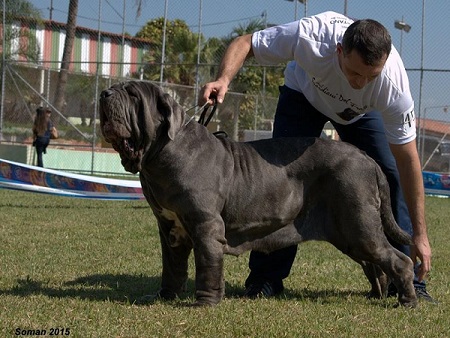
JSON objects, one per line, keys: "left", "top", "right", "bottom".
{"left": 199, "top": 79, "right": 229, "bottom": 106}
{"left": 411, "top": 233, "right": 432, "bottom": 282}
{"left": 199, "top": 34, "right": 254, "bottom": 106}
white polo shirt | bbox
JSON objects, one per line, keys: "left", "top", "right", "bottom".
{"left": 252, "top": 11, "right": 416, "bottom": 144}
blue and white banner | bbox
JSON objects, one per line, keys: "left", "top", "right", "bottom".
{"left": 0, "top": 159, "right": 144, "bottom": 200}
{"left": 1, "top": 158, "right": 449, "bottom": 200}
{"left": 423, "top": 171, "right": 450, "bottom": 198}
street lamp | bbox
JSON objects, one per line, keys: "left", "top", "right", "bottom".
{"left": 285, "top": 0, "right": 307, "bottom": 20}
{"left": 194, "top": 0, "right": 203, "bottom": 107}
{"left": 394, "top": 17, "right": 411, "bottom": 56}
{"left": 160, "top": 0, "right": 169, "bottom": 84}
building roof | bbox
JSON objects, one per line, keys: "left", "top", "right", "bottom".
{"left": 419, "top": 118, "right": 450, "bottom": 136}
{"left": 11, "top": 15, "right": 153, "bottom": 44}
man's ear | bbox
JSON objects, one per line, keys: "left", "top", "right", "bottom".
{"left": 336, "top": 43, "right": 344, "bottom": 55}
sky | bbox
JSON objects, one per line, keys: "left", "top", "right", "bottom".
{"left": 28, "top": 0, "right": 450, "bottom": 120}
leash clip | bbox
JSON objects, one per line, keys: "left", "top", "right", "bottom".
{"left": 184, "top": 102, "right": 208, "bottom": 126}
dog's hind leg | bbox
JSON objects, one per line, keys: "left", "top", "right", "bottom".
{"left": 348, "top": 242, "right": 417, "bottom": 308}
{"left": 374, "top": 248, "right": 417, "bottom": 307}
{"left": 357, "top": 260, "right": 389, "bottom": 299}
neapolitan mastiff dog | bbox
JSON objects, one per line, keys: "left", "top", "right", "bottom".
{"left": 99, "top": 80, "right": 417, "bottom": 308}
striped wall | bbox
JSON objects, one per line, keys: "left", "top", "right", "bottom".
{"left": 5, "top": 18, "right": 152, "bottom": 78}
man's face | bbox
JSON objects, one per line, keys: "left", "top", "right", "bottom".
{"left": 337, "top": 43, "right": 387, "bottom": 90}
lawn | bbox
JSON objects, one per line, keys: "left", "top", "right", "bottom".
{"left": 0, "top": 189, "right": 449, "bottom": 337}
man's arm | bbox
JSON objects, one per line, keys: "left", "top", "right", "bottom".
{"left": 390, "top": 140, "right": 431, "bottom": 282}
{"left": 199, "top": 34, "right": 253, "bottom": 105}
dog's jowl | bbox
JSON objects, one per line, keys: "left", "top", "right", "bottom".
{"left": 99, "top": 80, "right": 417, "bottom": 308}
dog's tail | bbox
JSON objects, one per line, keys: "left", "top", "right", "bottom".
{"left": 375, "top": 163, "right": 413, "bottom": 245}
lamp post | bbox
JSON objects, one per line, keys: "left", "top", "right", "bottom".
{"left": 194, "top": 0, "right": 203, "bottom": 107}
{"left": 394, "top": 17, "right": 411, "bottom": 56}
{"left": 160, "top": 0, "right": 168, "bottom": 84}
{"left": 416, "top": 0, "right": 426, "bottom": 168}
{"left": 285, "top": 0, "right": 307, "bottom": 20}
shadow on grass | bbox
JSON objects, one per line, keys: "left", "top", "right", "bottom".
{"left": 226, "top": 286, "right": 370, "bottom": 302}
{"left": 1, "top": 274, "right": 392, "bottom": 307}
{"left": 1, "top": 274, "right": 162, "bottom": 304}
{"left": 0, "top": 203, "right": 148, "bottom": 210}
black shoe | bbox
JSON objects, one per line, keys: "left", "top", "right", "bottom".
{"left": 388, "top": 283, "right": 438, "bottom": 304}
{"left": 387, "top": 283, "right": 397, "bottom": 298}
{"left": 243, "top": 280, "right": 283, "bottom": 298}
{"left": 415, "top": 287, "right": 438, "bottom": 304}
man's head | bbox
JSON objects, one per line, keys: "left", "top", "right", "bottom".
{"left": 337, "top": 19, "right": 392, "bottom": 89}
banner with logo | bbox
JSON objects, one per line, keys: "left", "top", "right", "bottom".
{"left": 1, "top": 158, "right": 449, "bottom": 200}
{"left": 0, "top": 159, "right": 144, "bottom": 200}
{"left": 423, "top": 171, "right": 450, "bottom": 198}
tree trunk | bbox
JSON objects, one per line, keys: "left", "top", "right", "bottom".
{"left": 53, "top": 0, "right": 78, "bottom": 122}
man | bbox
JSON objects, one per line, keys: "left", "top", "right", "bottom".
{"left": 199, "top": 12, "right": 434, "bottom": 301}
{"left": 199, "top": 11, "right": 434, "bottom": 302}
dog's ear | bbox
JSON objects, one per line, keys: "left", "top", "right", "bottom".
{"left": 157, "top": 92, "right": 184, "bottom": 140}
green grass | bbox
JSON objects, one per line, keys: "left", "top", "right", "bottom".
{"left": 0, "top": 189, "right": 449, "bottom": 337}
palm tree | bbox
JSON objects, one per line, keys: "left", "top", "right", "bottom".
{"left": 224, "top": 18, "right": 281, "bottom": 96}
{"left": 53, "top": 0, "right": 78, "bottom": 120}
{"left": 137, "top": 18, "right": 203, "bottom": 86}
{"left": 228, "top": 19, "right": 267, "bottom": 40}
{"left": 222, "top": 19, "right": 284, "bottom": 129}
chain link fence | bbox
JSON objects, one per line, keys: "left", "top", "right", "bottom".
{"left": 1, "top": 0, "right": 449, "bottom": 175}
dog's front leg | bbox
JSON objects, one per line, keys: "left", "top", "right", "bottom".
{"left": 158, "top": 218, "right": 192, "bottom": 300}
{"left": 191, "top": 219, "right": 227, "bottom": 306}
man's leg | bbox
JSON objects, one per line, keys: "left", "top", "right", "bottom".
{"left": 245, "top": 85, "right": 328, "bottom": 297}
{"left": 332, "top": 111, "right": 435, "bottom": 302}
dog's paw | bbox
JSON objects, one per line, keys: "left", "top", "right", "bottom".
{"left": 134, "top": 288, "right": 177, "bottom": 305}
{"left": 134, "top": 294, "right": 160, "bottom": 305}
{"left": 365, "top": 289, "right": 385, "bottom": 299}
{"left": 398, "top": 298, "right": 418, "bottom": 308}
{"left": 190, "top": 300, "right": 216, "bottom": 307}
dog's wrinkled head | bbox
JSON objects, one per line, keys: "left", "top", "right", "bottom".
{"left": 99, "top": 81, "right": 184, "bottom": 174}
